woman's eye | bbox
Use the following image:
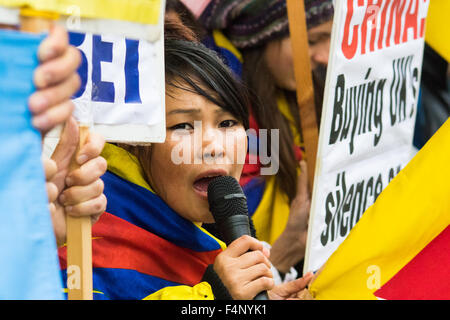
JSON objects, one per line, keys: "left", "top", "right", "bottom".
{"left": 219, "top": 120, "right": 238, "bottom": 128}
{"left": 169, "top": 123, "right": 193, "bottom": 131}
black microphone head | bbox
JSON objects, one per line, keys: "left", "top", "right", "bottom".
{"left": 207, "top": 176, "right": 248, "bottom": 224}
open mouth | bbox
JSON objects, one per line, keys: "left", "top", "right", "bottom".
{"left": 193, "top": 171, "right": 226, "bottom": 199}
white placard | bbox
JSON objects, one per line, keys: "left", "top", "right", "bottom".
{"left": 304, "top": 0, "right": 430, "bottom": 273}
{"left": 44, "top": 1, "right": 166, "bottom": 146}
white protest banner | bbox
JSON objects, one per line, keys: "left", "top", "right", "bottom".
{"left": 42, "top": 0, "right": 166, "bottom": 147}
{"left": 68, "top": 29, "right": 165, "bottom": 143}
{"left": 304, "top": 0, "right": 430, "bottom": 274}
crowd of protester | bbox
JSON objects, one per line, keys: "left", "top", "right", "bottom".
{"left": 12, "top": 0, "right": 448, "bottom": 300}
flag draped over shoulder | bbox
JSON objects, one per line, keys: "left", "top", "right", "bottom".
{"left": 0, "top": 29, "right": 63, "bottom": 300}
{"left": 309, "top": 118, "right": 450, "bottom": 300}
{"left": 58, "top": 144, "right": 225, "bottom": 300}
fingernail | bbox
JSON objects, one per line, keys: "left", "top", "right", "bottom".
{"left": 29, "top": 95, "right": 48, "bottom": 113}
{"left": 32, "top": 115, "right": 50, "bottom": 130}
{"left": 59, "top": 194, "right": 66, "bottom": 204}
{"left": 66, "top": 177, "right": 73, "bottom": 187}
{"left": 77, "top": 154, "right": 88, "bottom": 165}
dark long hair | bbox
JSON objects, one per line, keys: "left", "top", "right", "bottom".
{"left": 164, "top": 39, "right": 250, "bottom": 129}
{"left": 242, "top": 44, "right": 301, "bottom": 202}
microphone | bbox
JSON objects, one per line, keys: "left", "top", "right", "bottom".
{"left": 207, "top": 176, "right": 269, "bottom": 300}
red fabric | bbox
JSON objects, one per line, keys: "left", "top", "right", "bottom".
{"left": 374, "top": 225, "right": 450, "bottom": 300}
{"left": 59, "top": 212, "right": 222, "bottom": 286}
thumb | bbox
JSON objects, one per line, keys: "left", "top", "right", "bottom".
{"left": 51, "top": 117, "right": 79, "bottom": 165}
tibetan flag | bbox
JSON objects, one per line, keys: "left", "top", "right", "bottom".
{"left": 58, "top": 144, "right": 225, "bottom": 300}
{"left": 308, "top": 118, "right": 450, "bottom": 300}
{"left": 0, "top": 29, "right": 63, "bottom": 300}
{"left": 374, "top": 225, "right": 450, "bottom": 300}
{"left": 425, "top": 0, "right": 450, "bottom": 62}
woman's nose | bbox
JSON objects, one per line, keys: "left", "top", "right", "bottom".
{"left": 201, "top": 127, "right": 225, "bottom": 161}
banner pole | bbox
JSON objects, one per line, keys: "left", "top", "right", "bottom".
{"left": 286, "top": 0, "right": 319, "bottom": 190}
{"left": 20, "top": 9, "right": 93, "bottom": 300}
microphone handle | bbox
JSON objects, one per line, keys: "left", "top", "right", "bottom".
{"left": 217, "top": 215, "right": 269, "bottom": 300}
{"left": 217, "top": 215, "right": 252, "bottom": 245}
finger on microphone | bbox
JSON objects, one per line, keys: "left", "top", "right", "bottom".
{"left": 246, "top": 262, "right": 273, "bottom": 282}
{"left": 226, "top": 235, "right": 264, "bottom": 257}
{"left": 239, "top": 249, "right": 272, "bottom": 270}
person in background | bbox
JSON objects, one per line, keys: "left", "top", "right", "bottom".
{"left": 29, "top": 25, "right": 107, "bottom": 246}
{"left": 413, "top": 44, "right": 450, "bottom": 150}
{"left": 305, "top": 0, "right": 334, "bottom": 122}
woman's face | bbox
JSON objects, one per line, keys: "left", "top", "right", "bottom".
{"left": 307, "top": 20, "right": 332, "bottom": 70}
{"left": 145, "top": 85, "right": 247, "bottom": 224}
{"left": 264, "top": 37, "right": 297, "bottom": 91}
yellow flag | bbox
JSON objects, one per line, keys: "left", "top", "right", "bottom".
{"left": 0, "top": 0, "right": 161, "bottom": 25}
{"left": 425, "top": 0, "right": 450, "bottom": 61}
{"left": 309, "top": 119, "right": 450, "bottom": 300}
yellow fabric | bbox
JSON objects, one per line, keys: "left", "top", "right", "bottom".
{"left": 143, "top": 282, "right": 214, "bottom": 300}
{"left": 20, "top": 7, "right": 59, "bottom": 19}
{"left": 0, "top": 0, "right": 161, "bottom": 25}
{"left": 101, "top": 143, "right": 153, "bottom": 192}
{"left": 309, "top": 119, "right": 450, "bottom": 300}
{"left": 212, "top": 29, "right": 243, "bottom": 62}
{"left": 252, "top": 176, "right": 290, "bottom": 245}
{"left": 425, "top": 0, "right": 450, "bottom": 62}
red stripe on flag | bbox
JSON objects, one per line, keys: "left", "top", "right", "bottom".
{"left": 374, "top": 225, "right": 450, "bottom": 300}
{"left": 59, "top": 212, "right": 221, "bottom": 286}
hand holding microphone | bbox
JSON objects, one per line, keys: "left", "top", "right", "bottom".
{"left": 207, "top": 176, "right": 273, "bottom": 300}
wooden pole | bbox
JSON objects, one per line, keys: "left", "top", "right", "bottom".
{"left": 20, "top": 9, "right": 93, "bottom": 300}
{"left": 65, "top": 126, "right": 93, "bottom": 300}
{"left": 286, "top": 0, "right": 319, "bottom": 191}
